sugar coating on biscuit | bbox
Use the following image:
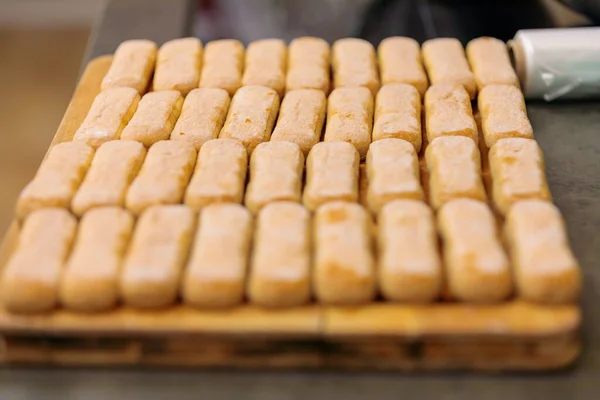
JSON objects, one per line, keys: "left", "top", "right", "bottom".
{"left": 73, "top": 87, "right": 140, "bottom": 148}
{"left": 248, "top": 202, "right": 311, "bottom": 307}
{"left": 219, "top": 85, "right": 280, "bottom": 154}
{"left": 324, "top": 86, "right": 374, "bottom": 159}
{"left": 170, "top": 88, "right": 230, "bottom": 150}
{"left": 422, "top": 38, "right": 476, "bottom": 99}
{"left": 303, "top": 141, "right": 360, "bottom": 211}
{"left": 153, "top": 37, "right": 203, "bottom": 95}
{"left": 425, "top": 84, "right": 478, "bottom": 144}
{"left": 286, "top": 37, "right": 330, "bottom": 93}
{"left": 121, "top": 90, "right": 184, "bottom": 147}
{"left": 467, "top": 37, "right": 519, "bottom": 90}
{"left": 183, "top": 203, "right": 252, "bottom": 308}
{"left": 378, "top": 37, "right": 428, "bottom": 95}
{"left": 199, "top": 39, "right": 244, "bottom": 96}
{"left": 332, "top": 38, "right": 380, "bottom": 96}
{"left": 378, "top": 200, "right": 441, "bottom": 302}
{"left": 270, "top": 89, "right": 326, "bottom": 155}
{"left": 242, "top": 39, "right": 287, "bottom": 97}
{"left": 504, "top": 200, "right": 580, "bottom": 304}
{"left": 373, "top": 83, "right": 422, "bottom": 151}
{"left": 314, "top": 201, "right": 375, "bottom": 305}
{"left": 101, "top": 39, "right": 157, "bottom": 94}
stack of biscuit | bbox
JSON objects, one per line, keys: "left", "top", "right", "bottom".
{"left": 1, "top": 36, "right": 580, "bottom": 314}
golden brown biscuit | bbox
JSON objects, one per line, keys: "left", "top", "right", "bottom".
{"left": 422, "top": 38, "right": 476, "bottom": 99}
{"left": 478, "top": 84, "right": 534, "bottom": 147}
{"left": 242, "top": 39, "right": 287, "bottom": 97}
{"left": 125, "top": 140, "right": 197, "bottom": 215}
{"left": 71, "top": 140, "right": 146, "bottom": 216}
{"left": 466, "top": 37, "right": 519, "bottom": 91}
{"left": 378, "top": 37, "right": 428, "bottom": 95}
{"left": 170, "top": 88, "right": 230, "bottom": 150}
{"left": 121, "top": 90, "right": 184, "bottom": 147}
{"left": 303, "top": 141, "right": 360, "bottom": 211}
{"left": 489, "top": 138, "right": 551, "bottom": 215}
{"left": 16, "top": 142, "right": 94, "bottom": 219}
{"left": 184, "top": 138, "right": 247, "bottom": 210}
{"left": 153, "top": 37, "right": 203, "bottom": 95}
{"left": 504, "top": 200, "right": 580, "bottom": 304}
{"left": 121, "top": 205, "right": 195, "bottom": 308}
{"left": 314, "top": 201, "right": 375, "bottom": 304}
{"left": 286, "top": 36, "right": 330, "bottom": 93}
{"left": 424, "top": 84, "right": 478, "bottom": 144}
{"left": 378, "top": 200, "right": 441, "bottom": 302}
{"left": 245, "top": 142, "right": 304, "bottom": 214}
{"left": 1, "top": 209, "right": 77, "bottom": 313}
{"left": 438, "top": 199, "right": 511, "bottom": 302}
{"left": 219, "top": 85, "right": 280, "bottom": 153}
{"left": 324, "top": 87, "right": 373, "bottom": 159}
{"left": 425, "top": 136, "right": 486, "bottom": 209}
{"left": 373, "top": 83, "right": 422, "bottom": 151}
{"left": 60, "top": 207, "right": 134, "bottom": 312}
{"left": 73, "top": 87, "right": 140, "bottom": 148}
{"left": 366, "top": 138, "right": 423, "bottom": 214}
{"left": 270, "top": 89, "right": 326, "bottom": 155}
{"left": 199, "top": 39, "right": 244, "bottom": 95}
{"left": 182, "top": 203, "right": 252, "bottom": 308}
{"left": 101, "top": 39, "right": 157, "bottom": 94}
{"left": 332, "top": 38, "right": 380, "bottom": 96}
{"left": 248, "top": 202, "right": 311, "bottom": 307}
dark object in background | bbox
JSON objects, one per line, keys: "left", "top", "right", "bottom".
{"left": 559, "top": 0, "right": 600, "bottom": 22}
{"left": 358, "top": 0, "right": 567, "bottom": 44}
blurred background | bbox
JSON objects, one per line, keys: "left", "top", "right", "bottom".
{"left": 0, "top": 0, "right": 593, "bottom": 235}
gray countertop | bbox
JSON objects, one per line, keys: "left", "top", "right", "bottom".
{"left": 1, "top": 1, "right": 599, "bottom": 398}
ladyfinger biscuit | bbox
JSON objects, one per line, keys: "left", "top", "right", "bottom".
{"left": 16, "top": 142, "right": 94, "bottom": 219}
{"left": 366, "top": 138, "right": 423, "bottom": 214}
{"left": 125, "top": 140, "right": 197, "bottom": 215}
{"left": 242, "top": 39, "right": 287, "bottom": 97}
{"left": 378, "top": 37, "right": 428, "bottom": 95}
{"left": 60, "top": 207, "right": 134, "bottom": 312}
{"left": 248, "top": 202, "right": 311, "bottom": 307}
{"left": 314, "top": 201, "right": 375, "bottom": 304}
{"left": 245, "top": 142, "right": 304, "bottom": 214}
{"left": 324, "top": 87, "right": 373, "bottom": 159}
{"left": 303, "top": 142, "right": 360, "bottom": 211}
{"left": 489, "top": 138, "right": 551, "bottom": 215}
{"left": 101, "top": 39, "right": 157, "bottom": 94}
{"left": 73, "top": 87, "right": 140, "bottom": 148}
{"left": 153, "top": 37, "right": 203, "bottom": 95}
{"left": 121, "top": 205, "right": 195, "bottom": 308}
{"left": 121, "top": 90, "right": 183, "bottom": 147}
{"left": 466, "top": 37, "right": 519, "bottom": 90}
{"left": 270, "top": 89, "right": 326, "bottom": 155}
{"left": 184, "top": 138, "right": 247, "bottom": 210}
{"left": 478, "top": 84, "right": 534, "bottom": 147}
{"left": 71, "top": 140, "right": 146, "bottom": 216}
{"left": 199, "top": 39, "right": 244, "bottom": 95}
{"left": 425, "top": 136, "right": 486, "bottom": 209}
{"left": 1, "top": 209, "right": 76, "bottom": 313}
{"left": 504, "top": 200, "right": 580, "bottom": 303}
{"left": 182, "top": 203, "right": 252, "bottom": 308}
{"left": 332, "top": 38, "right": 380, "bottom": 96}
{"left": 422, "top": 38, "right": 476, "bottom": 99}
{"left": 378, "top": 200, "right": 441, "bottom": 302}
{"left": 170, "top": 88, "right": 230, "bottom": 150}
{"left": 424, "top": 84, "right": 478, "bottom": 143}
{"left": 372, "top": 83, "right": 422, "bottom": 151}
{"left": 438, "top": 199, "right": 511, "bottom": 303}
{"left": 286, "top": 36, "right": 330, "bottom": 93}
{"left": 219, "top": 85, "right": 280, "bottom": 153}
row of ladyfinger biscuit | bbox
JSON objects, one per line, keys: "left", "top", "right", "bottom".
{"left": 15, "top": 133, "right": 549, "bottom": 222}
{"left": 73, "top": 78, "right": 532, "bottom": 159}
{"left": 100, "top": 36, "right": 517, "bottom": 100}
{"left": 1, "top": 196, "right": 579, "bottom": 314}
